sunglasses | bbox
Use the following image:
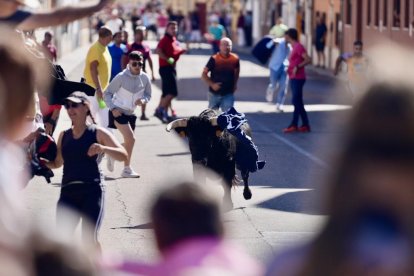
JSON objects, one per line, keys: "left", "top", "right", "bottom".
{"left": 131, "top": 61, "right": 142, "bottom": 67}
{"left": 64, "top": 102, "right": 83, "bottom": 109}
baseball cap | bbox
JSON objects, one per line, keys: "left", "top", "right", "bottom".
{"left": 65, "top": 91, "right": 90, "bottom": 104}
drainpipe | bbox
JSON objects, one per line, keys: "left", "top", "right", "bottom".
{"left": 339, "top": 0, "right": 344, "bottom": 54}
{"left": 328, "top": 0, "right": 334, "bottom": 68}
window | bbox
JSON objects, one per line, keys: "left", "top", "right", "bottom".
{"left": 375, "top": 0, "right": 380, "bottom": 26}
{"left": 383, "top": 0, "right": 388, "bottom": 27}
{"left": 367, "top": 0, "right": 372, "bottom": 26}
{"left": 404, "top": 0, "right": 410, "bottom": 28}
{"left": 393, "top": 0, "right": 401, "bottom": 27}
{"left": 346, "top": 0, "right": 352, "bottom": 24}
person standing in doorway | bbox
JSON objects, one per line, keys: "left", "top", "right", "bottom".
{"left": 202, "top": 37, "right": 240, "bottom": 112}
{"left": 283, "top": 28, "right": 311, "bottom": 133}
{"left": 46, "top": 92, "right": 127, "bottom": 249}
{"left": 154, "top": 21, "right": 185, "bottom": 123}
{"left": 314, "top": 16, "right": 327, "bottom": 68}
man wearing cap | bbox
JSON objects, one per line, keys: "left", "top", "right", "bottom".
{"left": 83, "top": 26, "right": 112, "bottom": 129}
{"left": 104, "top": 51, "right": 152, "bottom": 178}
{"left": 0, "top": 0, "right": 114, "bottom": 31}
{"left": 266, "top": 23, "right": 290, "bottom": 112}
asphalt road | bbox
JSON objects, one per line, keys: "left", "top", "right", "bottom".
{"left": 24, "top": 46, "right": 352, "bottom": 265}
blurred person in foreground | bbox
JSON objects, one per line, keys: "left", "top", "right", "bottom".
{"left": 0, "top": 0, "right": 114, "bottom": 31}
{"left": 267, "top": 80, "right": 414, "bottom": 275}
{"left": 45, "top": 92, "right": 127, "bottom": 249}
{"left": 0, "top": 26, "right": 49, "bottom": 206}
{"left": 106, "top": 182, "right": 264, "bottom": 275}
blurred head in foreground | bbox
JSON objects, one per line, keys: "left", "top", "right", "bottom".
{"left": 151, "top": 182, "right": 223, "bottom": 253}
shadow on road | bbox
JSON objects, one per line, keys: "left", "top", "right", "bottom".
{"left": 256, "top": 190, "right": 328, "bottom": 215}
{"left": 111, "top": 222, "right": 153, "bottom": 230}
{"left": 157, "top": 152, "right": 190, "bottom": 157}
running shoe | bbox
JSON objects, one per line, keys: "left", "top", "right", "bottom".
{"left": 121, "top": 167, "right": 140, "bottom": 178}
{"left": 298, "top": 125, "right": 311, "bottom": 132}
{"left": 283, "top": 126, "right": 298, "bottom": 133}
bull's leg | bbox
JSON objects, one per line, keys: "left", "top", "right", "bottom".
{"left": 242, "top": 170, "right": 252, "bottom": 200}
{"left": 222, "top": 173, "right": 234, "bottom": 211}
{"left": 192, "top": 162, "right": 207, "bottom": 185}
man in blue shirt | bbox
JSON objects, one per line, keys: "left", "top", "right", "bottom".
{"left": 108, "top": 31, "right": 127, "bottom": 81}
{"left": 266, "top": 33, "right": 290, "bottom": 112}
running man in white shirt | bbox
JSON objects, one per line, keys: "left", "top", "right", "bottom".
{"left": 104, "top": 51, "right": 152, "bottom": 178}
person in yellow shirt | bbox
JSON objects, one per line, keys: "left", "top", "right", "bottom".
{"left": 334, "top": 40, "right": 369, "bottom": 98}
{"left": 84, "top": 26, "right": 112, "bottom": 129}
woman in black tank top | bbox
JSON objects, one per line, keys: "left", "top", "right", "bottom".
{"left": 46, "top": 92, "right": 127, "bottom": 248}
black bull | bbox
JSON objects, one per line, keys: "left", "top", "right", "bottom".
{"left": 167, "top": 109, "right": 259, "bottom": 210}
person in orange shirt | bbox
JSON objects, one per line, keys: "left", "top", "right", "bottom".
{"left": 202, "top": 37, "right": 240, "bottom": 112}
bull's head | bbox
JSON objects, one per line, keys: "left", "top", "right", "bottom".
{"left": 166, "top": 115, "right": 221, "bottom": 164}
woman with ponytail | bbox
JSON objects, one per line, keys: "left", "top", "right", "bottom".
{"left": 46, "top": 91, "right": 127, "bottom": 249}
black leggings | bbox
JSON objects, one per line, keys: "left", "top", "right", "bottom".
{"left": 57, "top": 184, "right": 104, "bottom": 244}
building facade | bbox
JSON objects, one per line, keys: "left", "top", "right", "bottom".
{"left": 343, "top": 0, "right": 414, "bottom": 53}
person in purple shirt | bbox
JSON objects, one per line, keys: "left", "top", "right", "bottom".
{"left": 283, "top": 28, "right": 311, "bottom": 133}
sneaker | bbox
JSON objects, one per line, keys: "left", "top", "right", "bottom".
{"left": 140, "top": 114, "right": 149, "bottom": 121}
{"left": 154, "top": 109, "right": 165, "bottom": 122}
{"left": 106, "top": 156, "right": 114, "bottom": 172}
{"left": 298, "top": 125, "right": 311, "bottom": 132}
{"left": 283, "top": 126, "right": 298, "bottom": 133}
{"left": 275, "top": 105, "right": 284, "bottom": 113}
{"left": 121, "top": 167, "right": 140, "bottom": 178}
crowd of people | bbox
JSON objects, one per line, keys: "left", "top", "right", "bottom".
{"left": 0, "top": 0, "right": 410, "bottom": 274}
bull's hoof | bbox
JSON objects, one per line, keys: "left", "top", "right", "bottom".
{"left": 243, "top": 188, "right": 252, "bottom": 200}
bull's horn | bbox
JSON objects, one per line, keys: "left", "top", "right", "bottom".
{"left": 209, "top": 117, "right": 218, "bottom": 126}
{"left": 166, "top": 118, "right": 188, "bottom": 132}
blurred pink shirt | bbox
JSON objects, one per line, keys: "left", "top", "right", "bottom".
{"left": 108, "top": 237, "right": 264, "bottom": 276}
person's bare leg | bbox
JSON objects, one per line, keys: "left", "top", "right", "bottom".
{"left": 114, "top": 121, "right": 135, "bottom": 167}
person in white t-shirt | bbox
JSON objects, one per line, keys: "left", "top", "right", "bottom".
{"left": 104, "top": 51, "right": 152, "bottom": 178}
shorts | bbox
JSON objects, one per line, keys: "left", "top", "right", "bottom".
{"left": 159, "top": 66, "right": 178, "bottom": 97}
{"left": 108, "top": 111, "right": 137, "bottom": 131}
{"left": 315, "top": 41, "right": 325, "bottom": 52}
